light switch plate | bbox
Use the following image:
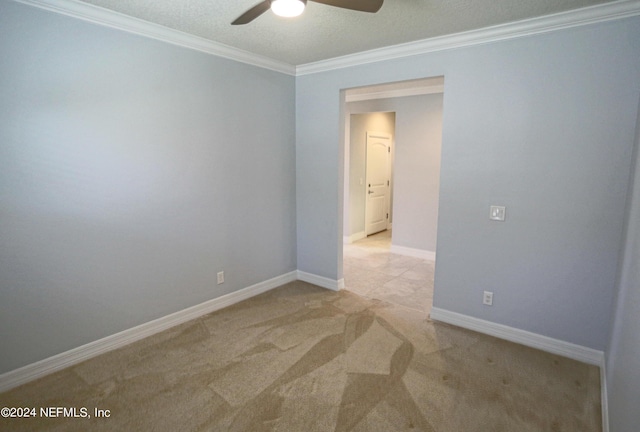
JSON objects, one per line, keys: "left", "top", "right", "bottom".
{"left": 490, "top": 206, "right": 506, "bottom": 221}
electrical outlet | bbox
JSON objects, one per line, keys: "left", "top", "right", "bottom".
{"left": 217, "top": 271, "right": 224, "bottom": 285}
{"left": 483, "top": 291, "right": 493, "bottom": 306}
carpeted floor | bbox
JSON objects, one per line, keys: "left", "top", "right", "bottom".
{"left": 0, "top": 281, "right": 601, "bottom": 431}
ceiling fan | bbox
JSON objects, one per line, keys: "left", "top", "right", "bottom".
{"left": 232, "top": 0, "right": 383, "bottom": 25}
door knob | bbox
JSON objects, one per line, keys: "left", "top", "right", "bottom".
{"left": 368, "top": 190, "right": 374, "bottom": 194}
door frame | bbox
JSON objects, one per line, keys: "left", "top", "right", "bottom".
{"left": 339, "top": 76, "right": 445, "bottom": 289}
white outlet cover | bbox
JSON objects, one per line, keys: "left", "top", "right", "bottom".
{"left": 483, "top": 291, "right": 493, "bottom": 306}
{"left": 489, "top": 206, "right": 506, "bottom": 221}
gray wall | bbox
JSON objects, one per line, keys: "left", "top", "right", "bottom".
{"left": 346, "top": 95, "right": 442, "bottom": 253}
{"left": 347, "top": 111, "right": 395, "bottom": 237}
{"left": 0, "top": 2, "right": 296, "bottom": 374}
{"left": 607, "top": 99, "right": 640, "bottom": 432}
{"left": 391, "top": 94, "right": 442, "bottom": 253}
{"left": 296, "top": 18, "right": 640, "bottom": 350}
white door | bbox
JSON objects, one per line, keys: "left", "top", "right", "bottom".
{"left": 365, "top": 132, "right": 391, "bottom": 236}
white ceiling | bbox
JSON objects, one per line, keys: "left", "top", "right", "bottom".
{"left": 70, "top": 0, "right": 618, "bottom": 65}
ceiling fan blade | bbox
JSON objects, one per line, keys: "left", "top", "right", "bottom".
{"left": 310, "top": 0, "right": 383, "bottom": 13}
{"left": 232, "top": 0, "right": 271, "bottom": 25}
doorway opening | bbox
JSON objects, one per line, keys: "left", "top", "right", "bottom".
{"left": 345, "top": 112, "right": 396, "bottom": 244}
{"left": 365, "top": 131, "right": 393, "bottom": 237}
{"left": 340, "top": 76, "right": 444, "bottom": 314}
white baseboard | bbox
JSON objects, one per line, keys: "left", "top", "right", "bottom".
{"left": 0, "top": 271, "right": 298, "bottom": 393}
{"left": 601, "top": 359, "right": 609, "bottom": 432}
{"left": 431, "top": 307, "right": 610, "bottom": 431}
{"left": 429, "top": 307, "right": 604, "bottom": 366}
{"left": 343, "top": 231, "right": 366, "bottom": 244}
{"left": 297, "top": 271, "right": 343, "bottom": 291}
{"left": 390, "top": 244, "right": 436, "bottom": 261}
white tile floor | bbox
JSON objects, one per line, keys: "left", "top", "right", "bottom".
{"left": 343, "top": 230, "right": 435, "bottom": 314}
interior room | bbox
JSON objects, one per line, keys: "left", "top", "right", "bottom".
{"left": 1, "top": 0, "right": 639, "bottom": 430}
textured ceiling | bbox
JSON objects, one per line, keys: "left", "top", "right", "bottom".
{"left": 77, "top": 0, "right": 617, "bottom": 65}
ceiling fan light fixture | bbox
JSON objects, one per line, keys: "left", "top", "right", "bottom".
{"left": 270, "top": 0, "right": 306, "bottom": 18}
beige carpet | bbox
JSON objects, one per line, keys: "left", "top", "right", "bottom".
{"left": 0, "top": 281, "right": 601, "bottom": 431}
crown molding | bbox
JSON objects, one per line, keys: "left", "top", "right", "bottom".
{"left": 296, "top": 0, "right": 640, "bottom": 75}
{"left": 12, "top": 0, "right": 640, "bottom": 77}
{"left": 13, "top": 0, "right": 297, "bottom": 76}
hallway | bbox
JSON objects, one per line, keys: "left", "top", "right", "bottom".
{"left": 343, "top": 230, "right": 435, "bottom": 314}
